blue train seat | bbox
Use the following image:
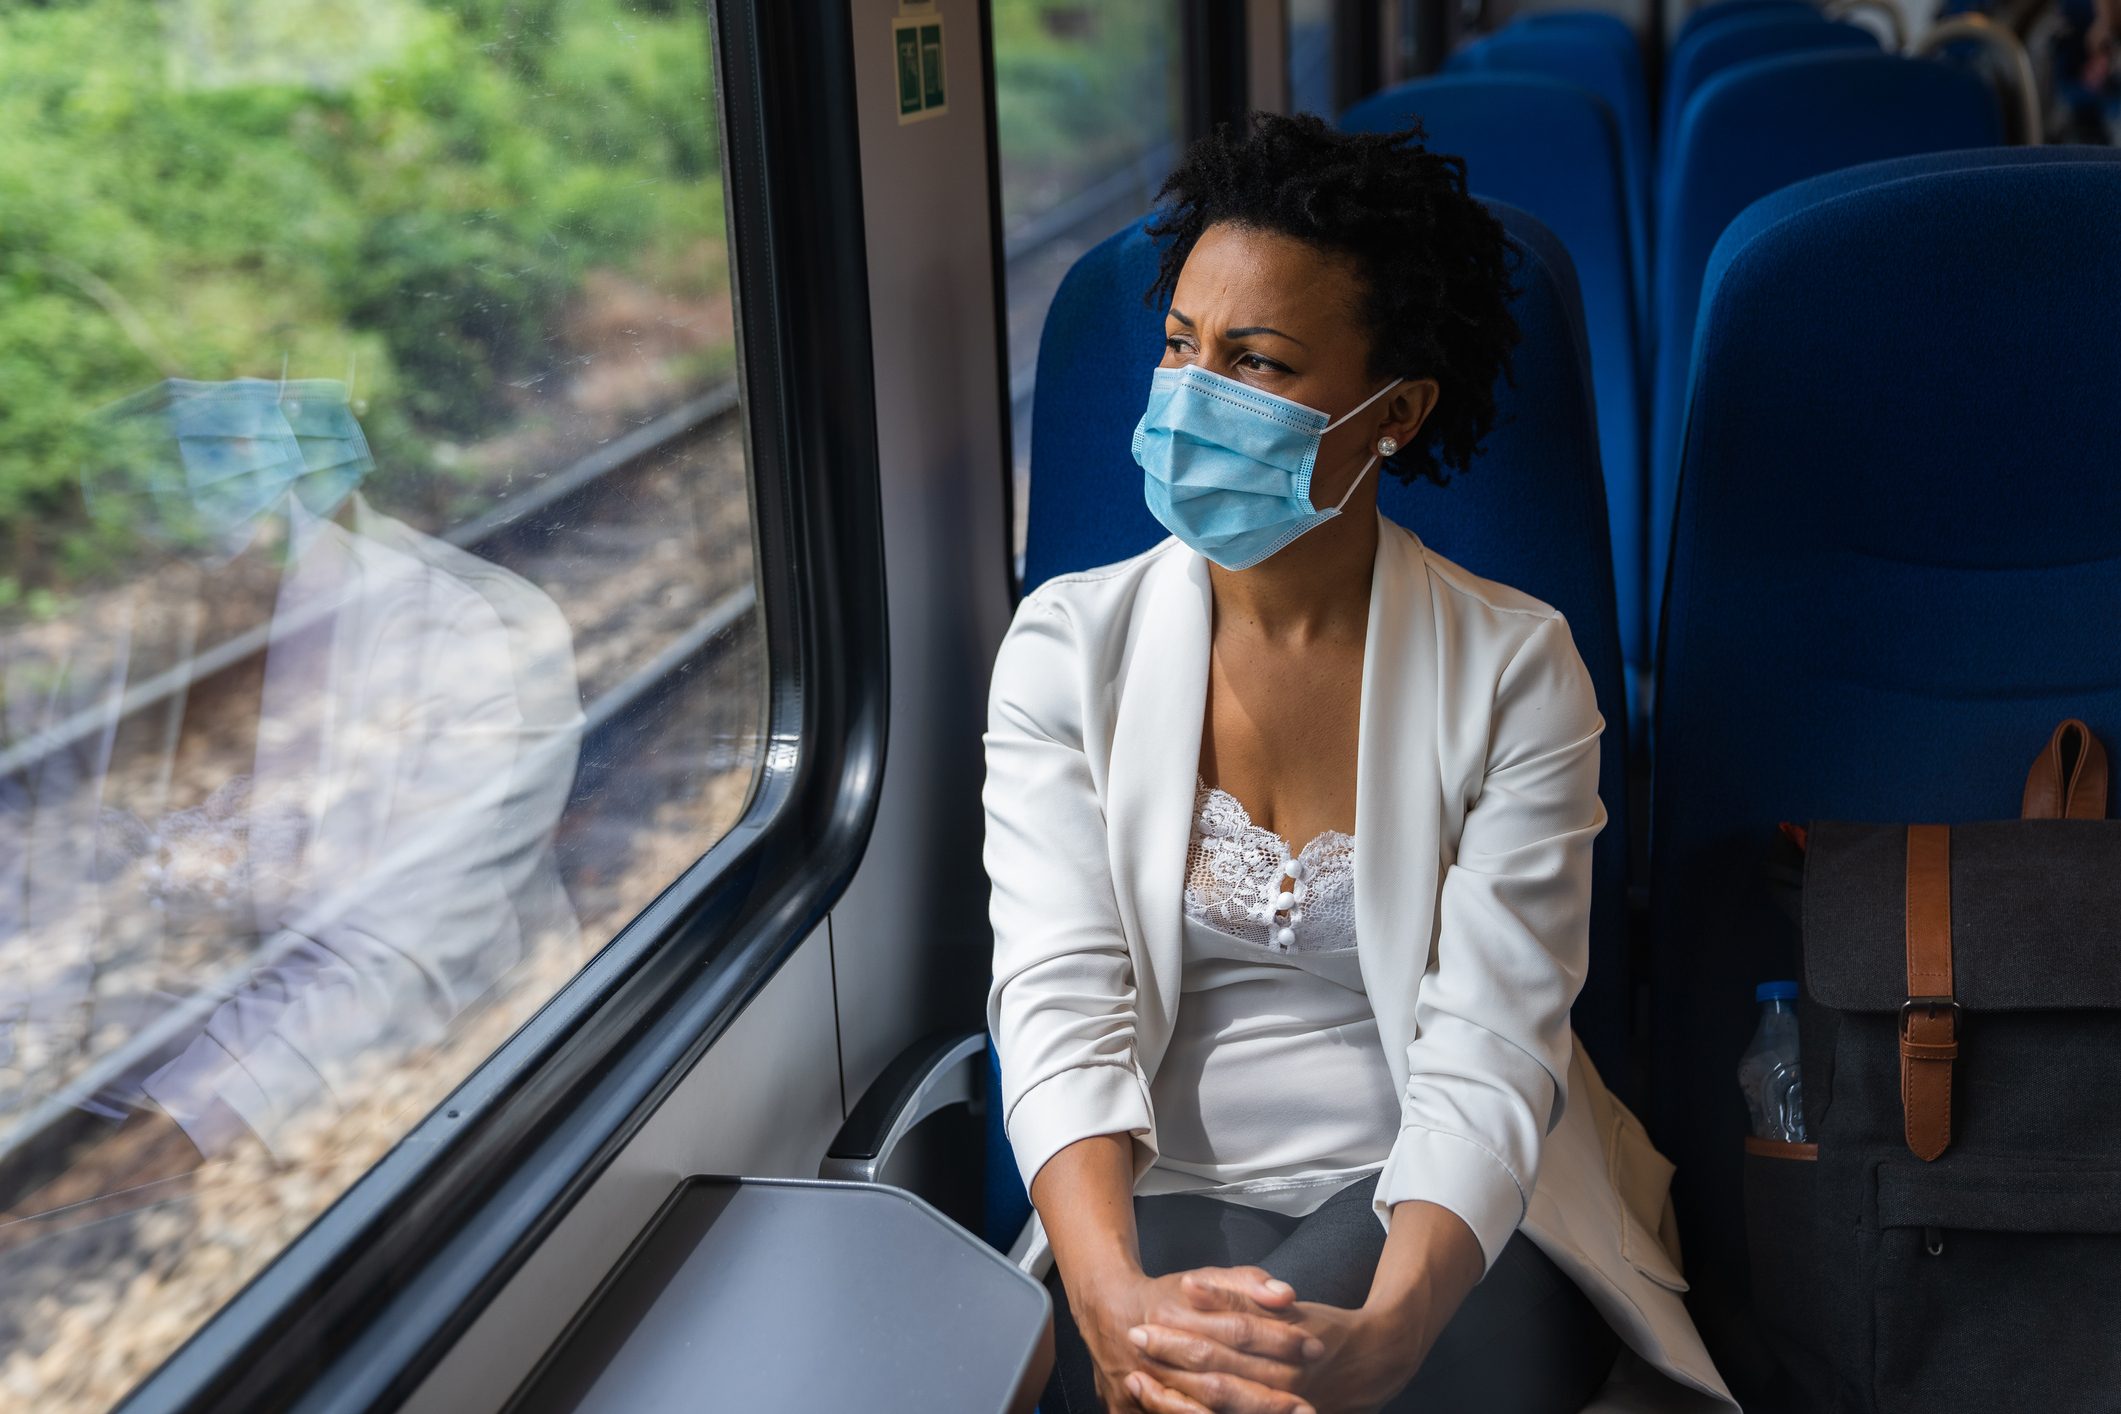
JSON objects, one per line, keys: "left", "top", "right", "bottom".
{"left": 1342, "top": 78, "right": 1651, "bottom": 694}
{"left": 1647, "top": 51, "right": 2004, "bottom": 663}
{"left": 1673, "top": 0, "right": 1824, "bottom": 50}
{"left": 1646, "top": 147, "right": 2121, "bottom": 1387}
{"left": 1003, "top": 201, "right": 1637, "bottom": 1246}
{"left": 1448, "top": 21, "right": 1655, "bottom": 347}
{"left": 1659, "top": 17, "right": 1878, "bottom": 183}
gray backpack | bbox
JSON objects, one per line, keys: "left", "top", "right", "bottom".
{"left": 1748, "top": 721, "right": 2121, "bottom": 1412}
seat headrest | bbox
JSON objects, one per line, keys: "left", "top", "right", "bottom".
{"left": 1674, "top": 0, "right": 1824, "bottom": 48}
{"left": 1660, "top": 50, "right": 2006, "bottom": 319}
{"left": 1661, "top": 17, "right": 1878, "bottom": 160}
{"left": 1670, "top": 154, "right": 2121, "bottom": 696}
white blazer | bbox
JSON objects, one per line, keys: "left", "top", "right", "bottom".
{"left": 983, "top": 516, "right": 1735, "bottom": 1409}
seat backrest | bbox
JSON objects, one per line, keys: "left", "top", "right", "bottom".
{"left": 1024, "top": 201, "right": 1639, "bottom": 1096}
{"left": 1647, "top": 51, "right": 2004, "bottom": 658}
{"left": 1342, "top": 77, "right": 1651, "bottom": 687}
{"left": 1659, "top": 16, "right": 1877, "bottom": 174}
{"left": 1673, "top": 0, "right": 1824, "bottom": 51}
{"left": 1020, "top": 222, "right": 1168, "bottom": 593}
{"left": 1648, "top": 147, "right": 2121, "bottom": 1336}
{"left": 1449, "top": 23, "right": 1654, "bottom": 346}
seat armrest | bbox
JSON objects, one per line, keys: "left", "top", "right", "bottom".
{"left": 820, "top": 1029, "right": 986, "bottom": 1183}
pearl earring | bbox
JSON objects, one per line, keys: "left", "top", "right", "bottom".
{"left": 1378, "top": 437, "right": 1399, "bottom": 456}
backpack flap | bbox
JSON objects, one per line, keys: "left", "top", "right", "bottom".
{"left": 1801, "top": 820, "right": 2121, "bottom": 1016}
{"left": 1801, "top": 820, "right": 2121, "bottom": 1162}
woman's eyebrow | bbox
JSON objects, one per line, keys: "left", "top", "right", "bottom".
{"left": 1166, "top": 307, "right": 1310, "bottom": 348}
{"left": 1228, "top": 325, "right": 1308, "bottom": 347}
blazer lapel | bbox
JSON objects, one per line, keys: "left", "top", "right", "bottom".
{"left": 1353, "top": 517, "right": 1443, "bottom": 1101}
{"left": 1105, "top": 544, "right": 1211, "bottom": 1073}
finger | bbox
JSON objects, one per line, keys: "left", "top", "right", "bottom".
{"left": 1150, "top": 1365, "right": 1316, "bottom": 1414}
{"left": 1098, "top": 1370, "right": 1145, "bottom": 1414}
{"left": 1130, "top": 1323, "right": 1303, "bottom": 1387}
{"left": 1126, "top": 1371, "right": 1216, "bottom": 1414}
{"left": 1146, "top": 1305, "right": 1325, "bottom": 1364}
{"left": 1182, "top": 1266, "right": 1298, "bottom": 1311}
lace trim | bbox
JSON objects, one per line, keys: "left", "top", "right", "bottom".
{"left": 1183, "top": 777, "right": 1355, "bottom": 954}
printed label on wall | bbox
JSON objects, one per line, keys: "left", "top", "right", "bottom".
{"left": 893, "top": 15, "right": 946, "bottom": 124}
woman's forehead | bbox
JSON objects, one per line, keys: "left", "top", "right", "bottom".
{"left": 1172, "top": 224, "right": 1359, "bottom": 325}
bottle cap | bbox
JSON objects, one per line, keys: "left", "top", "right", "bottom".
{"left": 1755, "top": 980, "right": 1799, "bottom": 1002}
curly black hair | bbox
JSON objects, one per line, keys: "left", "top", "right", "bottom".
{"left": 1145, "top": 111, "right": 1520, "bottom": 487}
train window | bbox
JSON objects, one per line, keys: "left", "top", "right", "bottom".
{"left": 1288, "top": 0, "right": 1338, "bottom": 115}
{"left": 0, "top": 3, "right": 761, "bottom": 1408}
{"left": 993, "top": 0, "right": 1186, "bottom": 569}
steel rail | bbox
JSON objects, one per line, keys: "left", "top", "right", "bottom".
{"left": 0, "top": 386, "right": 741, "bottom": 782}
{"left": 0, "top": 580, "right": 757, "bottom": 1178}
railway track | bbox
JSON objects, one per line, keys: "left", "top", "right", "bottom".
{"left": 0, "top": 381, "right": 754, "bottom": 1165}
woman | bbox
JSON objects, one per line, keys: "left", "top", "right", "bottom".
{"left": 984, "top": 115, "right": 1733, "bottom": 1414}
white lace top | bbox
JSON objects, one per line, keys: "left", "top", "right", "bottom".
{"left": 1140, "top": 779, "right": 1401, "bottom": 1216}
{"left": 1183, "top": 778, "right": 1356, "bottom": 953}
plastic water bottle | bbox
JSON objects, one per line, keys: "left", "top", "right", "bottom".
{"left": 1737, "top": 980, "right": 1808, "bottom": 1143}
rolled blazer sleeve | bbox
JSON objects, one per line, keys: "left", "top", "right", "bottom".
{"left": 983, "top": 591, "right": 1157, "bottom": 1194}
{"left": 1374, "top": 613, "right": 1605, "bottom": 1274}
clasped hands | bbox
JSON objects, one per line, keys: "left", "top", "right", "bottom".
{"left": 1072, "top": 1263, "right": 1420, "bottom": 1414}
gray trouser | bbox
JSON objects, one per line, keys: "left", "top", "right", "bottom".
{"left": 1041, "top": 1174, "right": 1620, "bottom": 1413}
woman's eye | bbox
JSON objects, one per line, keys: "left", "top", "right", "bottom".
{"left": 1164, "top": 335, "right": 1194, "bottom": 356}
{"left": 1237, "top": 352, "right": 1284, "bottom": 373}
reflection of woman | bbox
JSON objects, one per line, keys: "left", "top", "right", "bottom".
{"left": 986, "top": 116, "right": 1730, "bottom": 1413}
{"left": 0, "top": 379, "right": 581, "bottom": 1229}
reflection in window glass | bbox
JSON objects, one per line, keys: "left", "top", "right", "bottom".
{"left": 993, "top": 0, "right": 1184, "bottom": 570}
{"left": 0, "top": 3, "right": 762, "bottom": 1407}
{"left": 1289, "top": 0, "right": 1337, "bottom": 116}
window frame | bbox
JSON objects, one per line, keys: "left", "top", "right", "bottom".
{"left": 1182, "top": 0, "right": 1254, "bottom": 142}
{"left": 116, "top": 0, "right": 888, "bottom": 1408}
{"left": 1334, "top": 0, "right": 1387, "bottom": 111}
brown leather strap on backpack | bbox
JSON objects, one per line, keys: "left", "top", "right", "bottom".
{"left": 2022, "top": 718, "right": 2110, "bottom": 820}
{"left": 1902, "top": 824, "right": 1958, "bottom": 1161}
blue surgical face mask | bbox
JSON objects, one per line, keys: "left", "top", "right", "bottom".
{"left": 1132, "top": 364, "right": 1403, "bottom": 571}
{"left": 277, "top": 380, "right": 372, "bottom": 522}
{"left": 164, "top": 378, "right": 372, "bottom": 556}
{"left": 166, "top": 379, "right": 310, "bottom": 552}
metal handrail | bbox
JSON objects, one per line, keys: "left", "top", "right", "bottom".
{"left": 1917, "top": 12, "right": 2046, "bottom": 145}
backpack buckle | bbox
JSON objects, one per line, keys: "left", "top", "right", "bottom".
{"left": 1899, "top": 996, "right": 1961, "bottom": 1038}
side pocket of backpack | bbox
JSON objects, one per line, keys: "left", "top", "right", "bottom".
{"left": 1743, "top": 1138, "right": 1842, "bottom": 1403}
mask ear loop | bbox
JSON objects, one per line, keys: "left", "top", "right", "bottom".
{"left": 1330, "top": 452, "right": 1379, "bottom": 512}
{"left": 1322, "top": 378, "right": 1402, "bottom": 513}
{"left": 1322, "top": 377, "right": 1404, "bottom": 433}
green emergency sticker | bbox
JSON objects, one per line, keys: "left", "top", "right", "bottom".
{"left": 895, "top": 22, "right": 922, "bottom": 117}
{"left": 894, "top": 16, "right": 946, "bottom": 123}
{"left": 920, "top": 23, "right": 945, "bottom": 110}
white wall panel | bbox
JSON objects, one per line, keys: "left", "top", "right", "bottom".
{"left": 400, "top": 926, "right": 844, "bottom": 1414}
{"left": 831, "top": 0, "right": 1015, "bottom": 1113}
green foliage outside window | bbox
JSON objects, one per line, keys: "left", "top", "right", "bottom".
{"left": 989, "top": 0, "right": 1182, "bottom": 229}
{"left": 0, "top": 0, "right": 725, "bottom": 606}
